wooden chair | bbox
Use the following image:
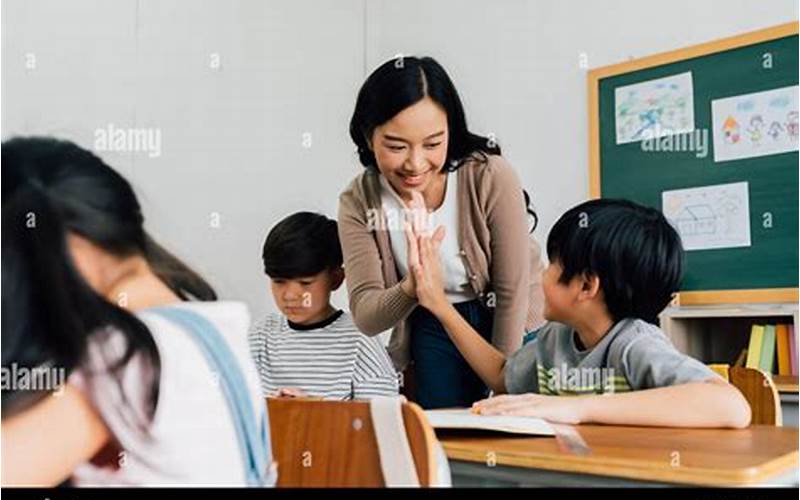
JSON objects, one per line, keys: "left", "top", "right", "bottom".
{"left": 709, "top": 364, "right": 782, "bottom": 426}
{"left": 266, "top": 397, "right": 441, "bottom": 487}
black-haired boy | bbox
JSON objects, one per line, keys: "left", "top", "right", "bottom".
{"left": 248, "top": 212, "right": 398, "bottom": 400}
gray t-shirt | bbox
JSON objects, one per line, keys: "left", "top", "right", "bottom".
{"left": 504, "top": 318, "right": 720, "bottom": 395}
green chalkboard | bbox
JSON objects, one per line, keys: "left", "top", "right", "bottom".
{"left": 593, "top": 27, "right": 798, "bottom": 297}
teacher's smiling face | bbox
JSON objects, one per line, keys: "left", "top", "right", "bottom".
{"left": 369, "top": 96, "right": 449, "bottom": 200}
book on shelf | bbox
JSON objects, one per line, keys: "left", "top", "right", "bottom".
{"left": 776, "top": 324, "right": 791, "bottom": 376}
{"left": 759, "top": 324, "right": 776, "bottom": 373}
{"left": 790, "top": 324, "right": 798, "bottom": 377}
{"left": 743, "top": 323, "right": 797, "bottom": 378}
{"left": 745, "top": 324, "right": 764, "bottom": 369}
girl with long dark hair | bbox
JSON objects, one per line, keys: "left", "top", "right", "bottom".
{"left": 1, "top": 137, "right": 273, "bottom": 486}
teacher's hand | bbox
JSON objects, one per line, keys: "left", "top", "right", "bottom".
{"left": 411, "top": 227, "right": 448, "bottom": 315}
{"left": 400, "top": 191, "right": 428, "bottom": 297}
{"left": 403, "top": 190, "right": 447, "bottom": 313}
{"left": 401, "top": 191, "right": 443, "bottom": 298}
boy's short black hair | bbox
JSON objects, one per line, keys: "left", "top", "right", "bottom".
{"left": 546, "top": 198, "right": 683, "bottom": 324}
{"left": 262, "top": 212, "right": 343, "bottom": 279}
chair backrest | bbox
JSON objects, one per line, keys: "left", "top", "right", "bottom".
{"left": 266, "top": 397, "right": 440, "bottom": 487}
{"left": 727, "top": 366, "right": 782, "bottom": 426}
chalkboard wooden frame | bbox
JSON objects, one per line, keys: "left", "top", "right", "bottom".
{"left": 587, "top": 22, "right": 798, "bottom": 305}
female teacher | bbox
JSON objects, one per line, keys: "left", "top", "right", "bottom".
{"left": 338, "top": 56, "right": 545, "bottom": 409}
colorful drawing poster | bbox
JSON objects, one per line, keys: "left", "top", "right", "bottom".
{"left": 662, "top": 181, "right": 751, "bottom": 251}
{"left": 712, "top": 86, "right": 799, "bottom": 162}
{"left": 615, "top": 71, "right": 695, "bottom": 144}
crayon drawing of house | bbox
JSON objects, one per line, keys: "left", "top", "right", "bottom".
{"left": 674, "top": 204, "right": 717, "bottom": 236}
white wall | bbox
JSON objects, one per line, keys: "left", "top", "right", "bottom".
{"left": 3, "top": 0, "right": 797, "bottom": 318}
{"left": 365, "top": 0, "right": 798, "bottom": 253}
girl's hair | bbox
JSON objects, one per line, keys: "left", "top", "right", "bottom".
{"left": 349, "top": 55, "right": 538, "bottom": 232}
{"left": 1, "top": 136, "right": 216, "bottom": 422}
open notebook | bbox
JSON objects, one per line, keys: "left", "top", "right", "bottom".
{"left": 424, "top": 409, "right": 555, "bottom": 436}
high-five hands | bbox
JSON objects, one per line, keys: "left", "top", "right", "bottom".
{"left": 403, "top": 191, "right": 448, "bottom": 314}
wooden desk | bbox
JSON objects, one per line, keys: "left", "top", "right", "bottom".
{"left": 438, "top": 425, "right": 799, "bottom": 487}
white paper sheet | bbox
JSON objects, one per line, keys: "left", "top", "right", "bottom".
{"left": 711, "top": 86, "right": 799, "bottom": 162}
{"left": 615, "top": 71, "right": 695, "bottom": 144}
{"left": 662, "top": 181, "right": 751, "bottom": 251}
{"left": 425, "top": 409, "right": 555, "bottom": 436}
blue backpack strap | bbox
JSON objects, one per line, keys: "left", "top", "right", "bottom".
{"left": 148, "top": 307, "right": 273, "bottom": 486}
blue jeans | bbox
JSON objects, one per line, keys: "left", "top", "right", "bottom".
{"left": 409, "top": 299, "right": 494, "bottom": 409}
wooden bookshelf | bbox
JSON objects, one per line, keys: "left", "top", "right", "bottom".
{"left": 773, "top": 375, "right": 799, "bottom": 394}
{"left": 659, "top": 303, "right": 799, "bottom": 395}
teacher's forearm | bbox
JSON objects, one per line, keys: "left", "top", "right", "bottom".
{"left": 350, "top": 281, "right": 418, "bottom": 335}
{"left": 399, "top": 274, "right": 416, "bottom": 298}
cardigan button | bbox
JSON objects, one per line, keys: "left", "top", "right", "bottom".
{"left": 470, "top": 274, "right": 477, "bottom": 281}
{"left": 459, "top": 249, "right": 467, "bottom": 256}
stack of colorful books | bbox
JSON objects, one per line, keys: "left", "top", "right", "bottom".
{"left": 743, "top": 324, "right": 798, "bottom": 376}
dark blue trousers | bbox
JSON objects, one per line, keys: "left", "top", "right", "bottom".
{"left": 409, "top": 299, "right": 494, "bottom": 409}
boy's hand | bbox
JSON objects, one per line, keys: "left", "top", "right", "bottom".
{"left": 472, "top": 393, "right": 588, "bottom": 425}
{"left": 409, "top": 227, "right": 448, "bottom": 315}
{"left": 401, "top": 190, "right": 445, "bottom": 301}
{"left": 274, "top": 387, "right": 308, "bottom": 398}
{"left": 403, "top": 189, "right": 447, "bottom": 314}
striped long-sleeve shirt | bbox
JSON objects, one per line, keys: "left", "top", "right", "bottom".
{"left": 247, "top": 310, "right": 399, "bottom": 400}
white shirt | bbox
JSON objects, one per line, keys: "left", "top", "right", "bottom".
{"left": 69, "top": 301, "right": 275, "bottom": 486}
{"left": 380, "top": 174, "right": 477, "bottom": 303}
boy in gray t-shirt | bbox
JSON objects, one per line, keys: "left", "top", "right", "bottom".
{"left": 407, "top": 199, "right": 751, "bottom": 428}
{"left": 505, "top": 318, "right": 718, "bottom": 396}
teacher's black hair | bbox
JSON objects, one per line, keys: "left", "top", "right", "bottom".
{"left": 349, "top": 55, "right": 538, "bottom": 232}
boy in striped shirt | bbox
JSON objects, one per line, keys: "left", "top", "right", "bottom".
{"left": 248, "top": 212, "right": 398, "bottom": 400}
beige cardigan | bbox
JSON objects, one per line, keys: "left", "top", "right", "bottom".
{"left": 338, "top": 154, "right": 545, "bottom": 370}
